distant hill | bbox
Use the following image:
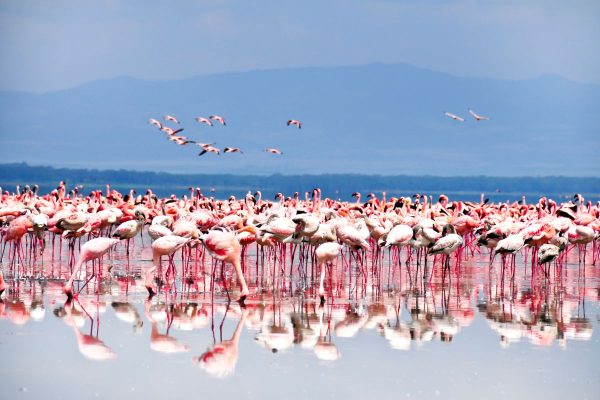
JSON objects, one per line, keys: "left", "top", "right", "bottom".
{"left": 0, "top": 63, "right": 598, "bottom": 176}
{"left": 1, "top": 163, "right": 598, "bottom": 203}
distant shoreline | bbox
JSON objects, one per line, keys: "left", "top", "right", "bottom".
{"left": 1, "top": 162, "right": 599, "bottom": 202}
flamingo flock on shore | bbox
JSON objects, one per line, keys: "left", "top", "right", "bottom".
{"left": 0, "top": 183, "right": 598, "bottom": 307}
{"left": 148, "top": 114, "right": 290, "bottom": 157}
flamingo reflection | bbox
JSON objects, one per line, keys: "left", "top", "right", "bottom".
{"left": 63, "top": 301, "right": 116, "bottom": 361}
{"left": 195, "top": 306, "right": 248, "bottom": 378}
{"left": 144, "top": 300, "right": 191, "bottom": 353}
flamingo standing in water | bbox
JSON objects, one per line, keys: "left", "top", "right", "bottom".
{"left": 145, "top": 235, "right": 190, "bottom": 296}
{"left": 315, "top": 242, "right": 342, "bottom": 305}
{"left": 200, "top": 229, "right": 253, "bottom": 306}
{"left": 64, "top": 237, "right": 120, "bottom": 299}
{"left": 0, "top": 270, "right": 6, "bottom": 297}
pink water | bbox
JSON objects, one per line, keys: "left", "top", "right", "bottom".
{"left": 1, "top": 237, "right": 598, "bottom": 400}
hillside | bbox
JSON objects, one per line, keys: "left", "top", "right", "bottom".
{"left": 0, "top": 63, "right": 598, "bottom": 176}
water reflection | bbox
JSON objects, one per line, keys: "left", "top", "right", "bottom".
{"left": 0, "top": 250, "right": 598, "bottom": 384}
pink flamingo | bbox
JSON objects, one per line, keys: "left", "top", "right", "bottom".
{"left": 195, "top": 117, "right": 213, "bottom": 126}
{"left": 315, "top": 242, "right": 342, "bottom": 305}
{"left": 287, "top": 119, "right": 302, "bottom": 129}
{"left": 468, "top": 109, "right": 490, "bottom": 121}
{"left": 200, "top": 228, "right": 253, "bottom": 305}
{"left": 444, "top": 112, "right": 464, "bottom": 122}
{"left": 209, "top": 115, "right": 226, "bottom": 125}
{"left": 64, "top": 237, "right": 120, "bottom": 299}
{"left": 144, "top": 235, "right": 190, "bottom": 296}
{"left": 265, "top": 148, "right": 283, "bottom": 155}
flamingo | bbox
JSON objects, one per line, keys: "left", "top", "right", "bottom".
{"left": 144, "top": 235, "right": 190, "bottom": 296}
{"left": 164, "top": 115, "right": 180, "bottom": 124}
{"left": 468, "top": 109, "right": 490, "bottom": 121}
{"left": 444, "top": 112, "right": 464, "bottom": 122}
{"left": 199, "top": 146, "right": 221, "bottom": 156}
{"left": 265, "top": 148, "right": 283, "bottom": 155}
{"left": 287, "top": 119, "right": 302, "bottom": 129}
{"left": 538, "top": 244, "right": 560, "bottom": 265}
{"left": 223, "top": 147, "right": 243, "bottom": 154}
{"left": 148, "top": 118, "right": 162, "bottom": 129}
{"left": 315, "top": 242, "right": 342, "bottom": 305}
{"left": 428, "top": 224, "right": 464, "bottom": 272}
{"left": 209, "top": 115, "right": 226, "bottom": 125}
{"left": 63, "top": 237, "right": 120, "bottom": 299}
{"left": 161, "top": 126, "right": 184, "bottom": 136}
{"left": 195, "top": 117, "right": 213, "bottom": 126}
{"left": 0, "top": 270, "right": 6, "bottom": 297}
{"left": 200, "top": 229, "right": 252, "bottom": 305}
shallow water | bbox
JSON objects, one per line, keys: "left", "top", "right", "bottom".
{"left": 1, "top": 237, "right": 599, "bottom": 400}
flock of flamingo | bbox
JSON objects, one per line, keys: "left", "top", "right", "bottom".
{"left": 0, "top": 183, "right": 598, "bottom": 309}
{"left": 0, "top": 182, "right": 598, "bottom": 373}
{"left": 148, "top": 114, "right": 295, "bottom": 156}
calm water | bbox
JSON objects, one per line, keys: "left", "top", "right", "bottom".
{"left": 1, "top": 237, "right": 598, "bottom": 400}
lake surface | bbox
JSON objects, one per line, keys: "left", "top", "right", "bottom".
{"left": 1, "top": 237, "right": 598, "bottom": 400}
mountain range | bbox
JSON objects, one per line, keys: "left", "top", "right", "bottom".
{"left": 0, "top": 63, "right": 598, "bottom": 176}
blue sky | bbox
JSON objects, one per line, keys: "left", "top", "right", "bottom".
{"left": 1, "top": 0, "right": 599, "bottom": 92}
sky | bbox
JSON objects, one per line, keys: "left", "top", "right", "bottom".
{"left": 1, "top": 0, "right": 599, "bottom": 93}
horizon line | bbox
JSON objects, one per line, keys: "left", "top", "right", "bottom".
{"left": 2, "top": 162, "right": 599, "bottom": 180}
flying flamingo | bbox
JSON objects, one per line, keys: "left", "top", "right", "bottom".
{"left": 195, "top": 117, "right": 213, "bottom": 126}
{"left": 148, "top": 118, "right": 162, "bottom": 129}
{"left": 199, "top": 146, "right": 221, "bottom": 156}
{"left": 287, "top": 119, "right": 302, "bottom": 129}
{"left": 265, "top": 148, "right": 283, "bottom": 155}
{"left": 444, "top": 112, "right": 464, "bottom": 122}
{"left": 468, "top": 109, "right": 490, "bottom": 121}
{"left": 223, "top": 147, "right": 243, "bottom": 154}
{"left": 164, "top": 115, "right": 180, "bottom": 124}
{"left": 161, "top": 127, "right": 184, "bottom": 136}
{"left": 63, "top": 237, "right": 121, "bottom": 299}
{"left": 194, "top": 142, "right": 216, "bottom": 149}
{"left": 209, "top": 115, "right": 226, "bottom": 125}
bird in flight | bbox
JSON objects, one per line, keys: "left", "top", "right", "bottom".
{"left": 161, "top": 127, "right": 184, "bottom": 136}
{"left": 194, "top": 142, "right": 216, "bottom": 150}
{"left": 444, "top": 112, "right": 464, "bottom": 122}
{"left": 287, "top": 119, "right": 302, "bottom": 129}
{"left": 468, "top": 109, "right": 490, "bottom": 121}
{"left": 209, "top": 115, "right": 226, "bottom": 126}
{"left": 195, "top": 117, "right": 213, "bottom": 126}
{"left": 223, "top": 147, "right": 243, "bottom": 154}
{"left": 265, "top": 148, "right": 283, "bottom": 155}
{"left": 198, "top": 146, "right": 221, "bottom": 156}
{"left": 148, "top": 118, "right": 162, "bottom": 129}
{"left": 164, "top": 115, "right": 180, "bottom": 124}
